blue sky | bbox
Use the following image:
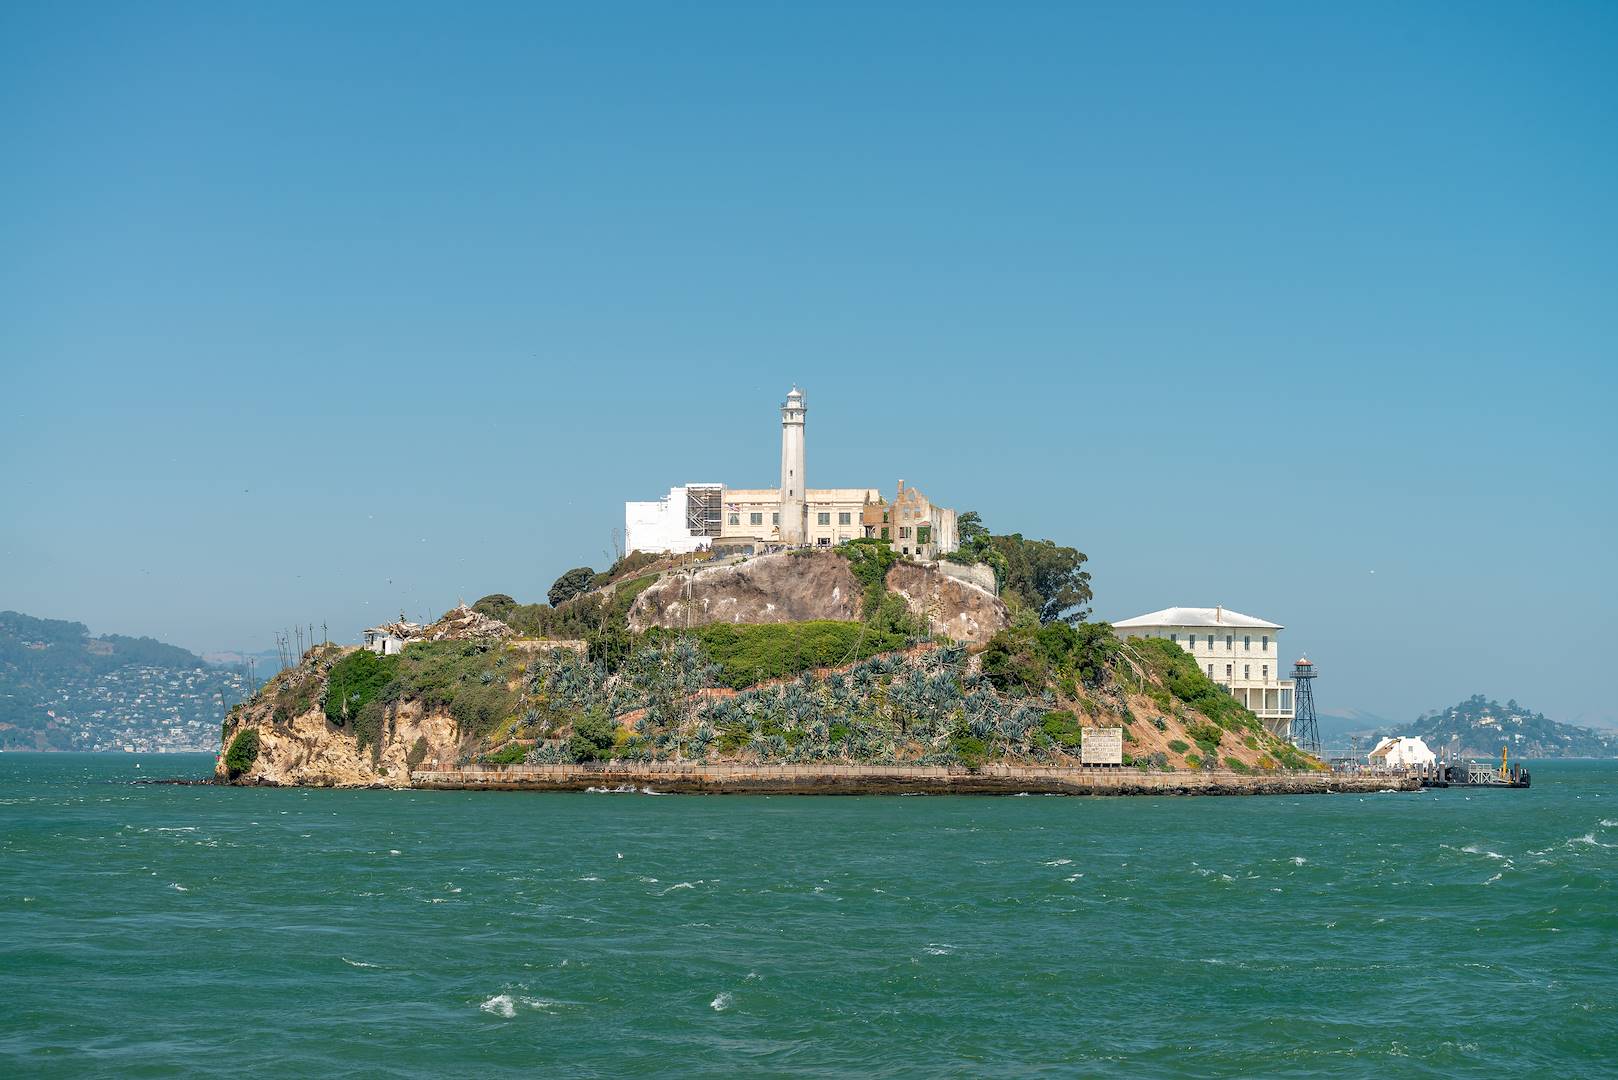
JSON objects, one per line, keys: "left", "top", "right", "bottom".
{"left": 3, "top": 3, "right": 1615, "bottom": 726}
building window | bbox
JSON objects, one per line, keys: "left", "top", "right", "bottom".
{"left": 1207, "top": 664, "right": 1213, "bottom": 677}
{"left": 902, "top": 546, "right": 910, "bottom": 554}
{"left": 772, "top": 513, "right": 779, "bottom": 525}
{"left": 1206, "top": 635, "right": 1213, "bottom": 649}
{"left": 838, "top": 512, "right": 851, "bottom": 525}
{"left": 728, "top": 514, "right": 740, "bottom": 526}
{"left": 899, "top": 526, "right": 910, "bottom": 538}
{"left": 1262, "top": 635, "right": 1269, "bottom": 651}
{"left": 817, "top": 537, "right": 831, "bottom": 546}
{"left": 917, "top": 525, "right": 930, "bottom": 545}
{"left": 1225, "top": 635, "right": 1232, "bottom": 650}
{"left": 750, "top": 512, "right": 763, "bottom": 526}
{"left": 881, "top": 527, "right": 890, "bottom": 540}
{"left": 1226, "top": 664, "right": 1232, "bottom": 678}
{"left": 1262, "top": 664, "right": 1268, "bottom": 681}
{"left": 1244, "top": 664, "right": 1250, "bottom": 679}
{"left": 818, "top": 512, "right": 830, "bottom": 526}
{"left": 1170, "top": 633, "right": 1178, "bottom": 644}
{"left": 1281, "top": 689, "right": 1293, "bottom": 712}
{"left": 1244, "top": 635, "right": 1251, "bottom": 651}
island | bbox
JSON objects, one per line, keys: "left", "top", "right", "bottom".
{"left": 215, "top": 536, "right": 1410, "bottom": 796}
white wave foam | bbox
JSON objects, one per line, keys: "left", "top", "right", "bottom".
{"left": 923, "top": 943, "right": 957, "bottom": 955}
{"left": 169, "top": 883, "right": 188, "bottom": 892}
{"left": 1461, "top": 845, "right": 1507, "bottom": 860}
{"left": 710, "top": 992, "right": 732, "bottom": 1012}
{"left": 586, "top": 785, "right": 638, "bottom": 793}
{"left": 657, "top": 881, "right": 702, "bottom": 895}
{"left": 1289, "top": 856, "right": 1307, "bottom": 866}
{"left": 481, "top": 994, "right": 516, "bottom": 1018}
{"left": 1043, "top": 858, "right": 1072, "bottom": 866}
{"left": 388, "top": 849, "right": 401, "bottom": 856}
{"left": 640, "top": 786, "right": 667, "bottom": 795}
{"left": 341, "top": 957, "right": 379, "bottom": 968}
{"left": 1600, "top": 819, "right": 1618, "bottom": 828}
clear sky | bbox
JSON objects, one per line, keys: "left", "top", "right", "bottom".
{"left": 3, "top": 3, "right": 1615, "bottom": 727}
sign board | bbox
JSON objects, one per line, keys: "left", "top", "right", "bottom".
{"left": 1081, "top": 726, "right": 1124, "bottom": 765}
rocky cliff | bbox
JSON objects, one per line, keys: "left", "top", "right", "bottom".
{"left": 627, "top": 550, "right": 1008, "bottom": 644}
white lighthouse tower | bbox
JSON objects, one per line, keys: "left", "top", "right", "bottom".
{"left": 779, "top": 385, "right": 807, "bottom": 545}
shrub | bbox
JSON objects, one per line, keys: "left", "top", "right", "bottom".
{"left": 406, "top": 736, "right": 430, "bottom": 770}
{"left": 450, "top": 682, "right": 517, "bottom": 737}
{"left": 837, "top": 539, "right": 901, "bottom": 617}
{"left": 951, "top": 733, "right": 989, "bottom": 769}
{"left": 483, "top": 743, "right": 528, "bottom": 765}
{"left": 568, "top": 711, "right": 617, "bottom": 762}
{"left": 676, "top": 621, "right": 909, "bottom": 690}
{"left": 1224, "top": 756, "right": 1251, "bottom": 774}
{"left": 323, "top": 650, "right": 398, "bottom": 727}
{"left": 472, "top": 594, "right": 516, "bottom": 621}
{"left": 1040, "top": 710, "right": 1083, "bottom": 750}
{"left": 1167, "top": 739, "right": 1190, "bottom": 754}
{"left": 1184, "top": 721, "right": 1223, "bottom": 757}
{"left": 224, "top": 729, "right": 260, "bottom": 778}
{"left": 548, "top": 566, "right": 597, "bottom": 607}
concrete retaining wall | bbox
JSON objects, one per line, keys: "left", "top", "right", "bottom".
{"left": 411, "top": 762, "right": 1417, "bottom": 796}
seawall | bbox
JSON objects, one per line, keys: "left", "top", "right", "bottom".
{"left": 410, "top": 762, "right": 1419, "bottom": 796}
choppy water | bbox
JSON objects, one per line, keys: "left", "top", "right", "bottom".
{"left": 1, "top": 754, "right": 1614, "bottom": 1077}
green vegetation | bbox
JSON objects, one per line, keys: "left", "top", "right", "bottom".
{"left": 224, "top": 729, "right": 260, "bottom": 777}
{"left": 482, "top": 743, "right": 529, "bottom": 765}
{"left": 548, "top": 566, "right": 597, "bottom": 607}
{"left": 567, "top": 711, "right": 617, "bottom": 762}
{"left": 1168, "top": 739, "right": 1190, "bottom": 754}
{"left": 947, "top": 513, "right": 1092, "bottom": 624}
{"left": 1040, "top": 710, "right": 1083, "bottom": 750}
{"left": 1128, "top": 636, "right": 1258, "bottom": 734}
{"left": 981, "top": 620, "right": 1119, "bottom": 695}
{"left": 323, "top": 650, "right": 398, "bottom": 727}
{"left": 662, "top": 620, "right": 911, "bottom": 690}
{"left": 406, "top": 736, "right": 430, "bottom": 770}
{"left": 837, "top": 538, "right": 902, "bottom": 617}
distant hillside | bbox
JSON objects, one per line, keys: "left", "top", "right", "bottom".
{"left": 0, "top": 611, "right": 255, "bottom": 751}
{"left": 1387, "top": 694, "right": 1618, "bottom": 759}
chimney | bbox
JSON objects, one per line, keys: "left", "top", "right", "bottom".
{"left": 1216, "top": 604, "right": 1223, "bottom": 623}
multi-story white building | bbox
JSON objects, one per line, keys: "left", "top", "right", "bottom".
{"left": 1112, "top": 605, "right": 1295, "bottom": 738}
{"left": 625, "top": 387, "right": 958, "bottom": 558}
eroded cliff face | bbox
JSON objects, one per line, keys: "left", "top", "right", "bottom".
{"left": 883, "top": 561, "right": 1008, "bottom": 644}
{"left": 216, "top": 649, "right": 462, "bottom": 788}
{"left": 627, "top": 550, "right": 1009, "bottom": 644}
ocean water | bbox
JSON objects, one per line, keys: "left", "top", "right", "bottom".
{"left": 0, "top": 755, "right": 1613, "bottom": 1077}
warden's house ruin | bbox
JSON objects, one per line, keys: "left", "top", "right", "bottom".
{"left": 626, "top": 387, "right": 959, "bottom": 560}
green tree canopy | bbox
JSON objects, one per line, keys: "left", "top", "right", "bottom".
{"left": 547, "top": 567, "right": 597, "bottom": 607}
{"left": 991, "top": 534, "right": 1092, "bottom": 624}
{"left": 472, "top": 594, "right": 516, "bottom": 621}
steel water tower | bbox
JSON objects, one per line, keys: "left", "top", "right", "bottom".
{"left": 1291, "top": 657, "right": 1320, "bottom": 753}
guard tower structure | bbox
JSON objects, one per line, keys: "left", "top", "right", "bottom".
{"left": 1290, "top": 657, "right": 1320, "bottom": 754}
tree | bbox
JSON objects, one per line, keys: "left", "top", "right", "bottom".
{"left": 472, "top": 594, "right": 516, "bottom": 621}
{"left": 991, "top": 534, "right": 1092, "bottom": 624}
{"left": 958, "top": 510, "right": 990, "bottom": 549}
{"left": 548, "top": 566, "right": 597, "bottom": 607}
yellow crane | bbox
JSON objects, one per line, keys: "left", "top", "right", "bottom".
{"left": 1500, "top": 743, "right": 1510, "bottom": 782}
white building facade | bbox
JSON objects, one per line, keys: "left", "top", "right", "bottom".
{"left": 625, "top": 387, "right": 960, "bottom": 558}
{"left": 1112, "top": 605, "right": 1295, "bottom": 738}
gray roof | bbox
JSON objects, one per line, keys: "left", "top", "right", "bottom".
{"left": 1112, "top": 606, "right": 1282, "bottom": 630}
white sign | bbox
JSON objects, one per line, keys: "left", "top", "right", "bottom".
{"left": 1081, "top": 726, "right": 1123, "bottom": 765}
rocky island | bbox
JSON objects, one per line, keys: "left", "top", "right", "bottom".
{"left": 216, "top": 540, "right": 1407, "bottom": 796}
